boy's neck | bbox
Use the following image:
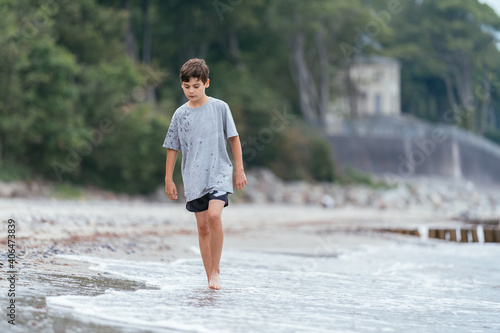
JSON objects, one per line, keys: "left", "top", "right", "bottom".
{"left": 187, "top": 95, "right": 210, "bottom": 109}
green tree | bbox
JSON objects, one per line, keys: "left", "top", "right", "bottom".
{"left": 381, "top": 0, "right": 500, "bottom": 133}
{"left": 0, "top": 0, "right": 83, "bottom": 177}
{"left": 0, "top": 0, "right": 169, "bottom": 193}
{"left": 267, "top": 0, "right": 371, "bottom": 128}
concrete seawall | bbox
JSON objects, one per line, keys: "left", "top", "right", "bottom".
{"left": 327, "top": 115, "right": 500, "bottom": 184}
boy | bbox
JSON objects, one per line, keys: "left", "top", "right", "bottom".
{"left": 163, "top": 58, "right": 247, "bottom": 290}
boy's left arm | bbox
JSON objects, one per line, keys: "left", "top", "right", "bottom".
{"left": 229, "top": 135, "right": 247, "bottom": 190}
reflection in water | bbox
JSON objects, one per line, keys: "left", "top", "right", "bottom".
{"left": 189, "top": 289, "right": 222, "bottom": 307}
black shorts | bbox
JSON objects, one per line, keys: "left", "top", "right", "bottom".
{"left": 186, "top": 190, "right": 229, "bottom": 212}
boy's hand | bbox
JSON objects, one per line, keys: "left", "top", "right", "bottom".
{"left": 165, "top": 180, "right": 178, "bottom": 200}
{"left": 234, "top": 170, "right": 247, "bottom": 190}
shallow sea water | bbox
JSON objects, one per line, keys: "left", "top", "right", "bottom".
{"left": 47, "top": 237, "right": 500, "bottom": 333}
{"left": 4, "top": 236, "right": 500, "bottom": 333}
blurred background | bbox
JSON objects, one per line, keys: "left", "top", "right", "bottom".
{"left": 1, "top": 0, "right": 500, "bottom": 198}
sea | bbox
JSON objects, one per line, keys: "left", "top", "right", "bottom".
{"left": 3, "top": 235, "right": 500, "bottom": 333}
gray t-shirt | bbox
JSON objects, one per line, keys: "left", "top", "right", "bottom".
{"left": 162, "top": 97, "right": 239, "bottom": 202}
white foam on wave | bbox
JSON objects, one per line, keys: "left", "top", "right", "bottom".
{"left": 57, "top": 254, "right": 179, "bottom": 287}
{"left": 49, "top": 241, "right": 500, "bottom": 332}
{"left": 46, "top": 292, "right": 220, "bottom": 333}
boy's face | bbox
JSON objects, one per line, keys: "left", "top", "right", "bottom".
{"left": 181, "top": 77, "right": 210, "bottom": 103}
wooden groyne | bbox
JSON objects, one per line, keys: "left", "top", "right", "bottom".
{"left": 376, "top": 224, "right": 500, "bottom": 243}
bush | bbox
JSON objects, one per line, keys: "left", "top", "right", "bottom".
{"left": 78, "top": 106, "right": 171, "bottom": 194}
{"left": 338, "top": 167, "right": 391, "bottom": 189}
{"left": 266, "top": 122, "right": 337, "bottom": 182}
{"left": 0, "top": 161, "right": 32, "bottom": 182}
{"left": 49, "top": 183, "right": 84, "bottom": 200}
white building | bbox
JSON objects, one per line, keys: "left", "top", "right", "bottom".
{"left": 328, "top": 56, "right": 401, "bottom": 133}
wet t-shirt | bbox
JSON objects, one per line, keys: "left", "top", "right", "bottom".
{"left": 162, "top": 97, "right": 238, "bottom": 202}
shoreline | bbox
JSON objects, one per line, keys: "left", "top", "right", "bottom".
{"left": 0, "top": 196, "right": 493, "bottom": 276}
{"left": 0, "top": 197, "right": 499, "bottom": 331}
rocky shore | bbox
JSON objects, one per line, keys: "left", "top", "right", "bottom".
{"left": 3, "top": 168, "right": 500, "bottom": 221}
{"left": 240, "top": 168, "right": 500, "bottom": 220}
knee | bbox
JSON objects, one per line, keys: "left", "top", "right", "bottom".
{"left": 197, "top": 221, "right": 210, "bottom": 236}
{"left": 207, "top": 212, "right": 222, "bottom": 230}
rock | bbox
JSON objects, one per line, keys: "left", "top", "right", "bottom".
{"left": 0, "top": 181, "right": 31, "bottom": 197}
{"left": 321, "top": 194, "right": 335, "bottom": 208}
{"left": 429, "top": 193, "right": 442, "bottom": 207}
{"left": 345, "top": 187, "right": 373, "bottom": 206}
{"left": 243, "top": 171, "right": 268, "bottom": 203}
{"left": 283, "top": 181, "right": 308, "bottom": 205}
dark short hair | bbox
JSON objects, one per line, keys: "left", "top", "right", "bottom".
{"left": 179, "top": 58, "right": 209, "bottom": 84}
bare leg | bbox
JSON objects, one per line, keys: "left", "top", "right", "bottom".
{"left": 207, "top": 200, "right": 225, "bottom": 289}
{"left": 194, "top": 210, "right": 211, "bottom": 284}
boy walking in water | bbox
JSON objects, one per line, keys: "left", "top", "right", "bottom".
{"left": 163, "top": 58, "right": 247, "bottom": 290}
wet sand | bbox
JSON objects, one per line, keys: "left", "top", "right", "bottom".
{"left": 0, "top": 197, "right": 494, "bottom": 332}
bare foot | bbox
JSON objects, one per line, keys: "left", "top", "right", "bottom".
{"left": 208, "top": 272, "right": 221, "bottom": 290}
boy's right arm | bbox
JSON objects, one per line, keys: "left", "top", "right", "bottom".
{"left": 165, "top": 149, "right": 178, "bottom": 200}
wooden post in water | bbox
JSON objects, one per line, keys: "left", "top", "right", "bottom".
{"left": 471, "top": 229, "right": 479, "bottom": 242}
{"left": 428, "top": 229, "right": 437, "bottom": 239}
{"left": 484, "top": 228, "right": 495, "bottom": 243}
{"left": 460, "top": 229, "right": 469, "bottom": 243}
{"left": 449, "top": 229, "right": 457, "bottom": 242}
{"left": 437, "top": 229, "right": 446, "bottom": 240}
{"left": 494, "top": 229, "right": 500, "bottom": 243}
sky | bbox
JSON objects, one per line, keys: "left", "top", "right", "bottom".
{"left": 478, "top": 0, "right": 500, "bottom": 16}
{"left": 478, "top": 0, "right": 500, "bottom": 48}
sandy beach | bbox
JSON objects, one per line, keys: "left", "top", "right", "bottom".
{"left": 0, "top": 196, "right": 499, "bottom": 332}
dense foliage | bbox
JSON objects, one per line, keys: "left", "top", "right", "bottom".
{"left": 1, "top": 0, "right": 499, "bottom": 193}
